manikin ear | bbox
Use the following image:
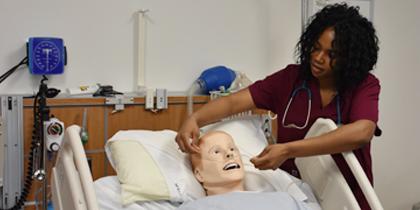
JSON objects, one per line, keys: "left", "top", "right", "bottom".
{"left": 194, "top": 168, "right": 204, "bottom": 183}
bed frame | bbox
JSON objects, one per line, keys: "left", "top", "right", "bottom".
{"left": 51, "top": 125, "right": 99, "bottom": 210}
{"left": 295, "top": 118, "right": 383, "bottom": 210}
{"left": 51, "top": 119, "right": 383, "bottom": 210}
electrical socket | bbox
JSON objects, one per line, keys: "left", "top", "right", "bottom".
{"left": 156, "top": 89, "right": 168, "bottom": 109}
{"left": 145, "top": 89, "right": 155, "bottom": 109}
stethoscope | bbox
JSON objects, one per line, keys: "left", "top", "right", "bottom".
{"left": 281, "top": 80, "right": 342, "bottom": 129}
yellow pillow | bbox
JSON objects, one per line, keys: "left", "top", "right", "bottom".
{"left": 106, "top": 130, "right": 205, "bottom": 205}
{"left": 110, "top": 140, "right": 170, "bottom": 204}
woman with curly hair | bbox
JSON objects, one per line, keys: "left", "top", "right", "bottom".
{"left": 176, "top": 3, "right": 380, "bottom": 209}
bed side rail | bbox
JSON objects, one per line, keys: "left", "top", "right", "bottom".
{"left": 66, "top": 125, "right": 99, "bottom": 210}
{"left": 52, "top": 125, "right": 99, "bottom": 210}
{"left": 303, "top": 118, "right": 383, "bottom": 210}
{"left": 342, "top": 151, "right": 383, "bottom": 210}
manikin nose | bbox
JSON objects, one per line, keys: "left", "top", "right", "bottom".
{"left": 226, "top": 153, "right": 234, "bottom": 159}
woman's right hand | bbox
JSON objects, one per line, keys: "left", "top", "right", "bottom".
{"left": 175, "top": 89, "right": 255, "bottom": 153}
{"left": 175, "top": 116, "right": 201, "bottom": 153}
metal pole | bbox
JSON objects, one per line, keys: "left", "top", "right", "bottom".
{"left": 38, "top": 80, "right": 50, "bottom": 210}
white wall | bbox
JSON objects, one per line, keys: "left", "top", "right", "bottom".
{"left": 372, "top": 0, "right": 420, "bottom": 209}
{"left": 1, "top": 0, "right": 419, "bottom": 209}
{"left": 267, "top": 0, "right": 301, "bottom": 73}
{"left": 0, "top": 0, "right": 269, "bottom": 94}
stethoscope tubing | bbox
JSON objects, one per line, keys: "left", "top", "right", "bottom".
{"left": 281, "top": 80, "right": 341, "bottom": 129}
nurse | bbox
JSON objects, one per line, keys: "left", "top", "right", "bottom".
{"left": 176, "top": 3, "right": 380, "bottom": 210}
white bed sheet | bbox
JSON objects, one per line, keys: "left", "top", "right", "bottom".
{"left": 94, "top": 176, "right": 180, "bottom": 210}
{"left": 94, "top": 175, "right": 320, "bottom": 210}
{"left": 178, "top": 191, "right": 311, "bottom": 210}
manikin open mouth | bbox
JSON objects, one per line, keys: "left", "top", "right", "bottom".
{"left": 223, "top": 162, "right": 241, "bottom": 170}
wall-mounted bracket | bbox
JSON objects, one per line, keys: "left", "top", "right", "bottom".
{"left": 105, "top": 95, "right": 134, "bottom": 113}
{"left": 0, "top": 96, "right": 24, "bottom": 209}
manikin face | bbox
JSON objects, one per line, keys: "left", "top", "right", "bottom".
{"left": 310, "top": 27, "right": 336, "bottom": 81}
{"left": 191, "top": 131, "right": 245, "bottom": 188}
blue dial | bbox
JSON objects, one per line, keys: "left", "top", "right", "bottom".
{"left": 34, "top": 41, "right": 60, "bottom": 72}
{"left": 28, "top": 37, "right": 66, "bottom": 75}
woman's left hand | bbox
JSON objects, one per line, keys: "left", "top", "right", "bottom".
{"left": 250, "top": 144, "right": 290, "bottom": 170}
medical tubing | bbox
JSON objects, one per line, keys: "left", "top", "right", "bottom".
{"left": 281, "top": 83, "right": 312, "bottom": 130}
{"left": 187, "top": 81, "right": 202, "bottom": 115}
{"left": 0, "top": 57, "right": 28, "bottom": 84}
{"left": 336, "top": 95, "right": 342, "bottom": 125}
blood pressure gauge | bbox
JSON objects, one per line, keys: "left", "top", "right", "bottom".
{"left": 27, "top": 37, "right": 67, "bottom": 75}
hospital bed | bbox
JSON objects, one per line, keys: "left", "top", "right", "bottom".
{"left": 50, "top": 117, "right": 383, "bottom": 210}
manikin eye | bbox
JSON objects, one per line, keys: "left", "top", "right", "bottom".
{"left": 214, "top": 150, "right": 220, "bottom": 154}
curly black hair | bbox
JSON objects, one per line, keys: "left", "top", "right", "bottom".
{"left": 296, "top": 3, "right": 379, "bottom": 93}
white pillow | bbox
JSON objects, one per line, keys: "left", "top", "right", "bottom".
{"left": 105, "top": 116, "right": 307, "bottom": 205}
{"left": 106, "top": 130, "right": 205, "bottom": 205}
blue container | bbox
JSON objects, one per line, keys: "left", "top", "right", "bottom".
{"left": 197, "top": 66, "right": 236, "bottom": 94}
{"left": 47, "top": 201, "right": 54, "bottom": 210}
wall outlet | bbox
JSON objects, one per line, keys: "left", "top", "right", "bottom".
{"left": 156, "top": 89, "right": 168, "bottom": 109}
{"left": 145, "top": 89, "right": 155, "bottom": 109}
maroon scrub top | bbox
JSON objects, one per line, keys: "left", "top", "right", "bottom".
{"left": 249, "top": 64, "right": 380, "bottom": 210}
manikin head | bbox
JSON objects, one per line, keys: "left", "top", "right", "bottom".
{"left": 190, "top": 131, "right": 245, "bottom": 196}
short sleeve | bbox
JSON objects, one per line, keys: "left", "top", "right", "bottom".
{"left": 349, "top": 74, "right": 381, "bottom": 124}
{"left": 248, "top": 65, "right": 299, "bottom": 113}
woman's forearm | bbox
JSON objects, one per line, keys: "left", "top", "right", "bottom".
{"left": 193, "top": 88, "right": 256, "bottom": 127}
{"left": 285, "top": 119, "right": 376, "bottom": 158}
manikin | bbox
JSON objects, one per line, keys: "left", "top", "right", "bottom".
{"left": 190, "top": 131, "right": 245, "bottom": 196}
{"left": 184, "top": 131, "right": 319, "bottom": 210}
